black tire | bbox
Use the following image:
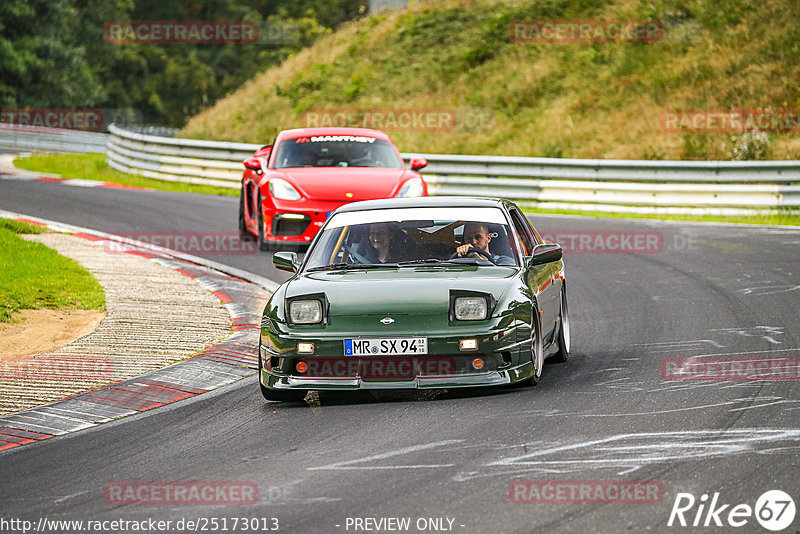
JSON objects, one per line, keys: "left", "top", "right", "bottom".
{"left": 255, "top": 191, "right": 272, "bottom": 251}
{"left": 550, "top": 285, "right": 570, "bottom": 363}
{"left": 257, "top": 353, "right": 306, "bottom": 402}
{"left": 238, "top": 186, "right": 248, "bottom": 235}
{"left": 516, "top": 301, "right": 543, "bottom": 387}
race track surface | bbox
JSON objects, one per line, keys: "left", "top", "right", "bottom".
{"left": 1, "top": 179, "right": 799, "bottom": 533}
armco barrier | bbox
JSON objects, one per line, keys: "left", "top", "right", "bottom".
{"left": 89, "top": 125, "right": 800, "bottom": 213}
{"left": 0, "top": 124, "right": 108, "bottom": 153}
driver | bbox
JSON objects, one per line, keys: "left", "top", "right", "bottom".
{"left": 455, "top": 222, "right": 514, "bottom": 265}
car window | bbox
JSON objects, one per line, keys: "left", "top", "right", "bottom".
{"left": 508, "top": 207, "right": 537, "bottom": 256}
{"left": 273, "top": 135, "right": 404, "bottom": 169}
{"left": 303, "top": 207, "right": 520, "bottom": 269}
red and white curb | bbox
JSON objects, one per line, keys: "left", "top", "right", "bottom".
{"left": 0, "top": 211, "right": 277, "bottom": 452}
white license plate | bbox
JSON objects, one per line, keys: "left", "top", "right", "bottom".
{"left": 344, "top": 337, "right": 428, "bottom": 356}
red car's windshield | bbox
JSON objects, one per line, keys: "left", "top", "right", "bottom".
{"left": 272, "top": 135, "right": 404, "bottom": 169}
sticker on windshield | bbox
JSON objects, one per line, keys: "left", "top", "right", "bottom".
{"left": 294, "top": 135, "right": 376, "bottom": 144}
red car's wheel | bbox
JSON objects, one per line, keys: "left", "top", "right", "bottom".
{"left": 238, "top": 186, "right": 248, "bottom": 235}
{"left": 256, "top": 191, "right": 272, "bottom": 251}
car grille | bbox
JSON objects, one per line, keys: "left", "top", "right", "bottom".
{"left": 272, "top": 214, "right": 311, "bottom": 236}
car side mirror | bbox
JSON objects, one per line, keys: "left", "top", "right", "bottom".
{"left": 243, "top": 157, "right": 263, "bottom": 172}
{"left": 273, "top": 251, "right": 299, "bottom": 273}
{"left": 255, "top": 145, "right": 272, "bottom": 158}
{"left": 410, "top": 157, "right": 428, "bottom": 171}
{"left": 527, "top": 243, "right": 563, "bottom": 266}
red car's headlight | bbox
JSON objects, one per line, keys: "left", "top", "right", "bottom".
{"left": 269, "top": 178, "right": 302, "bottom": 200}
{"left": 396, "top": 177, "right": 424, "bottom": 198}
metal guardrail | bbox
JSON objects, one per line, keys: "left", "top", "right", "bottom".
{"left": 0, "top": 124, "right": 108, "bottom": 153}
{"left": 103, "top": 125, "right": 797, "bottom": 213}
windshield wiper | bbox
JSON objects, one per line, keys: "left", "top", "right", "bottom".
{"left": 396, "top": 258, "right": 446, "bottom": 266}
{"left": 307, "top": 263, "right": 395, "bottom": 272}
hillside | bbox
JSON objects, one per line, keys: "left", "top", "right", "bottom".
{"left": 181, "top": 0, "right": 800, "bottom": 160}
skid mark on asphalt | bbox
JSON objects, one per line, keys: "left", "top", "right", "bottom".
{"left": 453, "top": 428, "right": 800, "bottom": 480}
{"left": 308, "top": 440, "right": 465, "bottom": 471}
{"left": 711, "top": 326, "right": 784, "bottom": 345}
{"left": 631, "top": 340, "right": 724, "bottom": 352}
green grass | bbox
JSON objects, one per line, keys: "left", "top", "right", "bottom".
{"left": 181, "top": 0, "right": 800, "bottom": 161}
{"left": 13, "top": 153, "right": 237, "bottom": 196}
{"left": 522, "top": 207, "right": 800, "bottom": 226}
{"left": 0, "top": 219, "right": 106, "bottom": 322}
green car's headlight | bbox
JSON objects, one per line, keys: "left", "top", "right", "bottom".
{"left": 289, "top": 299, "right": 323, "bottom": 324}
{"left": 453, "top": 296, "right": 488, "bottom": 321}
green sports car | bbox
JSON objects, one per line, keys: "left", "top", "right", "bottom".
{"left": 258, "top": 197, "right": 569, "bottom": 401}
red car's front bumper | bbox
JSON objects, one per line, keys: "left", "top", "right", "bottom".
{"left": 261, "top": 198, "right": 348, "bottom": 245}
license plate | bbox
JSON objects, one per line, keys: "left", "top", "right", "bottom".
{"left": 344, "top": 337, "right": 428, "bottom": 356}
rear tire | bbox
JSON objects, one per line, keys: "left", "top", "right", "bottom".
{"left": 550, "top": 286, "right": 570, "bottom": 363}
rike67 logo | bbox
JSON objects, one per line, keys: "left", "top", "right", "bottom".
{"left": 668, "top": 490, "right": 795, "bottom": 531}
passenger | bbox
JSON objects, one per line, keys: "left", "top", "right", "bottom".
{"left": 366, "top": 223, "right": 399, "bottom": 263}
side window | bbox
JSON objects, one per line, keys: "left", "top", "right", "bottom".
{"left": 509, "top": 208, "right": 537, "bottom": 256}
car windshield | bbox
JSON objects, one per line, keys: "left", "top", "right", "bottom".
{"left": 273, "top": 135, "right": 404, "bottom": 169}
{"left": 303, "top": 206, "right": 521, "bottom": 270}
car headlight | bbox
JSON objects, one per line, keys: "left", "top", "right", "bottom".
{"left": 396, "top": 177, "right": 424, "bottom": 198}
{"left": 289, "top": 299, "right": 323, "bottom": 324}
{"left": 269, "top": 178, "right": 302, "bottom": 200}
{"left": 454, "top": 296, "right": 488, "bottom": 321}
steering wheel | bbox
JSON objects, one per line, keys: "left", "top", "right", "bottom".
{"left": 450, "top": 246, "right": 495, "bottom": 263}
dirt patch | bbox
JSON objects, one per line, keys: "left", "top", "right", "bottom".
{"left": 0, "top": 309, "right": 106, "bottom": 362}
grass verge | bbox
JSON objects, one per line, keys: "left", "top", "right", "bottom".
{"left": 12, "top": 153, "right": 238, "bottom": 196}
{"left": 0, "top": 219, "right": 106, "bottom": 322}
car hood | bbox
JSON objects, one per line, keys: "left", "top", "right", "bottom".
{"left": 286, "top": 267, "right": 518, "bottom": 316}
{"left": 268, "top": 167, "right": 414, "bottom": 201}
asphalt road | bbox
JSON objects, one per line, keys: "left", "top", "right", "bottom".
{"left": 2, "top": 179, "right": 800, "bottom": 533}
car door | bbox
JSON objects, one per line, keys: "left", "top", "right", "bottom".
{"left": 509, "top": 207, "right": 561, "bottom": 341}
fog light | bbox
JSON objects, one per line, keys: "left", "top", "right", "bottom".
{"left": 297, "top": 342, "right": 315, "bottom": 354}
{"left": 296, "top": 362, "right": 308, "bottom": 373}
{"left": 459, "top": 338, "right": 478, "bottom": 351}
{"left": 280, "top": 213, "right": 306, "bottom": 220}
{"left": 472, "top": 358, "right": 484, "bottom": 370}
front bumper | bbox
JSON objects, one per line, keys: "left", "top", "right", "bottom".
{"left": 261, "top": 364, "right": 535, "bottom": 390}
{"left": 262, "top": 199, "right": 346, "bottom": 244}
{"left": 259, "top": 324, "right": 532, "bottom": 391}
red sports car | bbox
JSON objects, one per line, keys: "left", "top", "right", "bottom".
{"left": 239, "top": 127, "right": 428, "bottom": 250}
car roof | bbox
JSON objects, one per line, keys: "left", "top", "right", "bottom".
{"left": 275, "top": 127, "right": 393, "bottom": 143}
{"left": 335, "top": 196, "right": 512, "bottom": 213}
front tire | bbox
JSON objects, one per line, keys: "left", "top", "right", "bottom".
{"left": 238, "top": 186, "right": 248, "bottom": 235}
{"left": 255, "top": 191, "right": 272, "bottom": 251}
{"left": 550, "top": 285, "right": 570, "bottom": 363}
{"left": 516, "top": 302, "right": 543, "bottom": 387}
{"left": 258, "top": 353, "right": 307, "bottom": 402}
